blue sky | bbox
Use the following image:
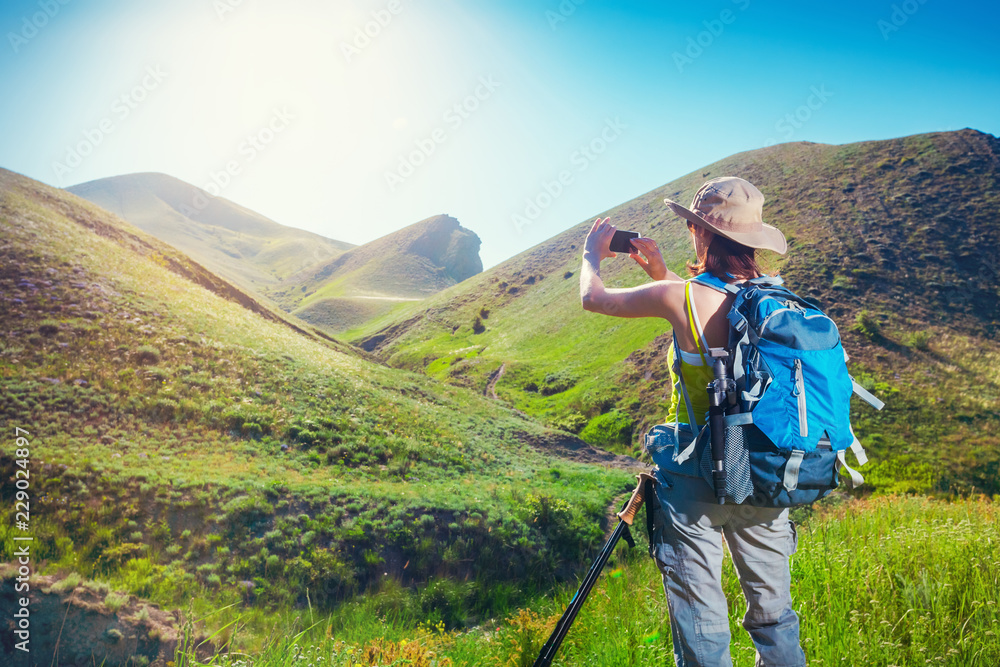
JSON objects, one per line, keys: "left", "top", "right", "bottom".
{"left": 1, "top": 0, "right": 997, "bottom": 269}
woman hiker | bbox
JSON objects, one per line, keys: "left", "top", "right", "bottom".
{"left": 579, "top": 176, "right": 806, "bottom": 667}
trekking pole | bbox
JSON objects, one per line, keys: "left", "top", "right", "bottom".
{"left": 532, "top": 472, "right": 656, "bottom": 667}
{"left": 707, "top": 349, "right": 734, "bottom": 504}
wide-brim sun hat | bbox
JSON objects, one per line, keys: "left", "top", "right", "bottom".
{"left": 663, "top": 176, "right": 787, "bottom": 254}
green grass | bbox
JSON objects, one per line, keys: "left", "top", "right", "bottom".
{"left": 291, "top": 296, "right": 414, "bottom": 335}
{"left": 351, "top": 263, "right": 670, "bottom": 442}
{"left": 167, "top": 494, "right": 1000, "bottom": 665}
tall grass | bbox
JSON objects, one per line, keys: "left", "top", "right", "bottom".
{"left": 180, "top": 494, "right": 1000, "bottom": 666}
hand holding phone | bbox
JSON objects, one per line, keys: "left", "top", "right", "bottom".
{"left": 609, "top": 230, "right": 639, "bottom": 254}
{"left": 630, "top": 237, "right": 669, "bottom": 280}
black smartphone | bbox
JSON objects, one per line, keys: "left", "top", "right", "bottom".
{"left": 609, "top": 230, "right": 639, "bottom": 254}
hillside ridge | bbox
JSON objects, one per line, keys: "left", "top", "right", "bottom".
{"left": 4, "top": 168, "right": 344, "bottom": 346}
{"left": 66, "top": 172, "right": 354, "bottom": 292}
{"left": 268, "top": 213, "right": 483, "bottom": 333}
{"left": 297, "top": 214, "right": 481, "bottom": 289}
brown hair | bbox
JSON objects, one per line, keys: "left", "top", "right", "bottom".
{"left": 686, "top": 226, "right": 764, "bottom": 280}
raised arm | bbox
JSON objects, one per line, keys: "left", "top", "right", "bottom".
{"left": 579, "top": 217, "right": 686, "bottom": 323}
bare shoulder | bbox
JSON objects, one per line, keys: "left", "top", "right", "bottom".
{"left": 690, "top": 280, "right": 734, "bottom": 309}
{"left": 689, "top": 281, "right": 737, "bottom": 346}
{"left": 658, "top": 278, "right": 687, "bottom": 315}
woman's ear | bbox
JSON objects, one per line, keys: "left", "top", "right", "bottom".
{"left": 691, "top": 225, "right": 713, "bottom": 260}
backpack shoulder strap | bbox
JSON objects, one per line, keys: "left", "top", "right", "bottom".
{"left": 692, "top": 272, "right": 782, "bottom": 294}
{"left": 850, "top": 377, "right": 886, "bottom": 410}
{"left": 691, "top": 272, "right": 739, "bottom": 294}
{"left": 748, "top": 274, "right": 784, "bottom": 288}
{"left": 684, "top": 281, "right": 710, "bottom": 367}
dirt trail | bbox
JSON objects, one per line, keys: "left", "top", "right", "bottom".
{"left": 517, "top": 431, "right": 645, "bottom": 471}
{"left": 486, "top": 362, "right": 644, "bottom": 471}
{"left": 485, "top": 362, "right": 506, "bottom": 399}
{"left": 351, "top": 295, "right": 424, "bottom": 301}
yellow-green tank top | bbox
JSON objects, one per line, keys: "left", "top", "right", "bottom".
{"left": 665, "top": 345, "right": 715, "bottom": 426}
{"left": 665, "top": 279, "right": 721, "bottom": 426}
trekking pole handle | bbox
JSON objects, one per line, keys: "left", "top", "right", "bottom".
{"left": 616, "top": 473, "right": 657, "bottom": 525}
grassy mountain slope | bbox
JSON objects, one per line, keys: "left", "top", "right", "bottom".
{"left": 67, "top": 172, "right": 354, "bottom": 292}
{"left": 267, "top": 214, "right": 483, "bottom": 334}
{"left": 0, "top": 168, "right": 631, "bottom": 627}
{"left": 347, "top": 129, "right": 1000, "bottom": 495}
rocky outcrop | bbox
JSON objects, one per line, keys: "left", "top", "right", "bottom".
{"left": 405, "top": 215, "right": 483, "bottom": 283}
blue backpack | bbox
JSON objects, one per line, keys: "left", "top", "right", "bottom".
{"left": 647, "top": 274, "right": 885, "bottom": 507}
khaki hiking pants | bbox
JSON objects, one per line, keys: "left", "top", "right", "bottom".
{"left": 649, "top": 470, "right": 807, "bottom": 667}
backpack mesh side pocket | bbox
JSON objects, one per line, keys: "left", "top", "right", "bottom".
{"left": 699, "top": 423, "right": 754, "bottom": 504}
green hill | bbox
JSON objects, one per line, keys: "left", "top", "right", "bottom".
{"left": 0, "top": 167, "right": 631, "bottom": 654}
{"left": 66, "top": 173, "right": 485, "bottom": 335}
{"left": 66, "top": 172, "right": 355, "bottom": 292}
{"left": 267, "top": 214, "right": 483, "bottom": 334}
{"left": 346, "top": 129, "right": 1000, "bottom": 495}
